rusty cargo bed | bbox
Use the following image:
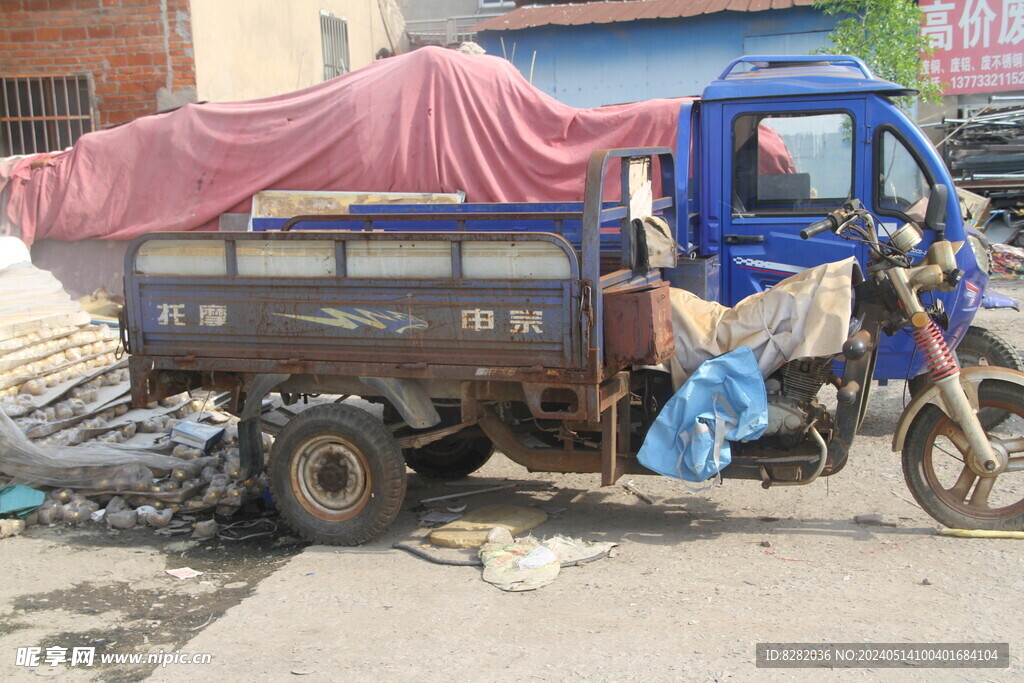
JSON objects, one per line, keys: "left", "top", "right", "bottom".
{"left": 122, "top": 149, "right": 678, "bottom": 544}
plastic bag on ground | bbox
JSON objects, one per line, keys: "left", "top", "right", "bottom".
{"left": 479, "top": 536, "right": 560, "bottom": 591}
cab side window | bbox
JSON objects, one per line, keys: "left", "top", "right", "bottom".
{"left": 877, "top": 130, "right": 931, "bottom": 223}
{"left": 732, "top": 112, "right": 853, "bottom": 215}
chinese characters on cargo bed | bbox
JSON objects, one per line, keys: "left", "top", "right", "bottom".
{"left": 154, "top": 303, "right": 545, "bottom": 335}
{"left": 461, "top": 309, "right": 543, "bottom": 334}
{"left": 157, "top": 303, "right": 227, "bottom": 327}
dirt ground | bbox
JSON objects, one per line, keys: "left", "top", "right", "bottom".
{"left": 1, "top": 281, "right": 1022, "bottom": 682}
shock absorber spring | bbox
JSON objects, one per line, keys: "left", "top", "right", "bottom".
{"left": 913, "top": 319, "right": 959, "bottom": 382}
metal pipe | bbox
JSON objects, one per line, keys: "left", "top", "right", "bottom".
{"left": 944, "top": 120, "right": 1022, "bottom": 127}
{"left": 937, "top": 105, "right": 993, "bottom": 148}
{"left": 48, "top": 76, "right": 58, "bottom": 150}
{"left": 1000, "top": 437, "right": 1024, "bottom": 455}
{"left": 26, "top": 77, "right": 37, "bottom": 152}
{"left": 763, "top": 426, "right": 828, "bottom": 487}
{"left": 1, "top": 79, "right": 13, "bottom": 154}
{"left": 37, "top": 76, "right": 48, "bottom": 151}
{"left": 12, "top": 77, "right": 24, "bottom": 154}
{"left": 973, "top": 111, "right": 1024, "bottom": 120}
{"left": 420, "top": 485, "right": 515, "bottom": 505}
{"left": 973, "top": 173, "right": 1024, "bottom": 180}
{"left": 61, "top": 76, "right": 71, "bottom": 148}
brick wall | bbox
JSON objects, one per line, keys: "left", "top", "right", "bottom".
{"left": 0, "top": 0, "right": 196, "bottom": 128}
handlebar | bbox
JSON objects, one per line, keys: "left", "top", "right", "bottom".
{"left": 800, "top": 202, "right": 863, "bottom": 240}
{"left": 800, "top": 215, "right": 837, "bottom": 240}
{"left": 796, "top": 201, "right": 959, "bottom": 327}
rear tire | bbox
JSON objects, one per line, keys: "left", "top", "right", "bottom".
{"left": 404, "top": 434, "right": 494, "bottom": 480}
{"left": 269, "top": 404, "right": 406, "bottom": 545}
{"left": 907, "top": 326, "right": 1023, "bottom": 429}
{"left": 902, "top": 381, "right": 1024, "bottom": 531}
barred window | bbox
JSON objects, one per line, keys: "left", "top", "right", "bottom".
{"left": 1, "top": 74, "right": 95, "bottom": 156}
{"left": 320, "top": 13, "right": 350, "bottom": 80}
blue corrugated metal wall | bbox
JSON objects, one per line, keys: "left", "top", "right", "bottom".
{"left": 477, "top": 8, "right": 837, "bottom": 107}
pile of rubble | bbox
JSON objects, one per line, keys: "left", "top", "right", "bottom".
{"left": 0, "top": 238, "right": 268, "bottom": 531}
{"left": 993, "top": 243, "right": 1024, "bottom": 279}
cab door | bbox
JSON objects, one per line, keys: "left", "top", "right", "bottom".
{"left": 719, "top": 100, "right": 868, "bottom": 304}
{"left": 865, "top": 99, "right": 980, "bottom": 380}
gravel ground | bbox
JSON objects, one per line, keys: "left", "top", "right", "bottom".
{"left": 1, "top": 281, "right": 1022, "bottom": 682}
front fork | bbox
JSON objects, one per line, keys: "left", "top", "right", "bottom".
{"left": 913, "top": 319, "right": 1005, "bottom": 475}
{"left": 888, "top": 257, "right": 1003, "bottom": 475}
{"left": 835, "top": 288, "right": 1002, "bottom": 477}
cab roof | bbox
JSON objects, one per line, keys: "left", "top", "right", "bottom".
{"left": 702, "top": 55, "right": 915, "bottom": 101}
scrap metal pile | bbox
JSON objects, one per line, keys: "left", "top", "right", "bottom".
{"left": 0, "top": 240, "right": 268, "bottom": 530}
{"left": 939, "top": 103, "right": 1024, "bottom": 229}
{"left": 993, "top": 243, "right": 1024, "bottom": 279}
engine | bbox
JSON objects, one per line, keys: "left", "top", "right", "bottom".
{"left": 763, "top": 358, "right": 834, "bottom": 445}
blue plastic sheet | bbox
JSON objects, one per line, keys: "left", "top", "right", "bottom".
{"left": 638, "top": 347, "right": 767, "bottom": 482}
{"left": 981, "top": 292, "right": 1019, "bottom": 311}
{"left": 0, "top": 484, "right": 45, "bottom": 518}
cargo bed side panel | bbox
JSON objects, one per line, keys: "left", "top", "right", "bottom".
{"left": 130, "top": 276, "right": 583, "bottom": 369}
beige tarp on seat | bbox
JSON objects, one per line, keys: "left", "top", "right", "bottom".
{"left": 670, "top": 257, "right": 857, "bottom": 385}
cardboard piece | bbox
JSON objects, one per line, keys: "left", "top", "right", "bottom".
{"left": 429, "top": 505, "right": 547, "bottom": 549}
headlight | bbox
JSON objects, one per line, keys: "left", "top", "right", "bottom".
{"left": 967, "top": 234, "right": 991, "bottom": 273}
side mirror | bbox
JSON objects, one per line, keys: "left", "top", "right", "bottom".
{"left": 925, "top": 184, "right": 948, "bottom": 238}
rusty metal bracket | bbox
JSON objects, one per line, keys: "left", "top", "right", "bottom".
{"left": 393, "top": 418, "right": 478, "bottom": 450}
{"left": 601, "top": 390, "right": 632, "bottom": 486}
{"left": 477, "top": 405, "right": 649, "bottom": 479}
{"left": 598, "top": 372, "right": 630, "bottom": 413}
{"left": 127, "top": 356, "right": 154, "bottom": 408}
{"left": 460, "top": 382, "right": 480, "bottom": 425}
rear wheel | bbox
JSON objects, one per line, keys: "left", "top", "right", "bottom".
{"left": 902, "top": 381, "right": 1024, "bottom": 530}
{"left": 404, "top": 434, "right": 494, "bottom": 480}
{"left": 269, "top": 404, "right": 406, "bottom": 545}
{"left": 907, "top": 326, "right": 1023, "bottom": 429}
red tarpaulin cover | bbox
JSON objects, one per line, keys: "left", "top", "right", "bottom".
{"left": 1, "top": 47, "right": 693, "bottom": 245}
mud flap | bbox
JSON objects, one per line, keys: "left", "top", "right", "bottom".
{"left": 359, "top": 376, "right": 440, "bottom": 429}
{"left": 238, "top": 373, "right": 290, "bottom": 479}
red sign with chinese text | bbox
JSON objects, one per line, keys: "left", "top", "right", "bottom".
{"left": 920, "top": 0, "right": 1024, "bottom": 94}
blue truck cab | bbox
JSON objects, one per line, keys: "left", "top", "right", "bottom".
{"left": 255, "top": 55, "right": 988, "bottom": 382}
{"left": 689, "top": 55, "right": 986, "bottom": 381}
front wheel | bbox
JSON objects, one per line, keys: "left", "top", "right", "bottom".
{"left": 902, "top": 381, "right": 1024, "bottom": 530}
{"left": 269, "top": 403, "right": 406, "bottom": 545}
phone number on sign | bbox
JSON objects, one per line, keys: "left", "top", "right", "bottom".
{"left": 950, "top": 72, "right": 1024, "bottom": 89}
